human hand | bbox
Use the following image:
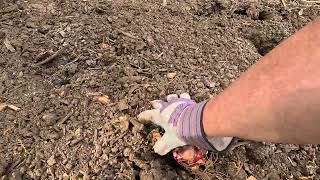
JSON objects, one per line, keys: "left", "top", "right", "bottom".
{"left": 138, "top": 93, "right": 233, "bottom": 155}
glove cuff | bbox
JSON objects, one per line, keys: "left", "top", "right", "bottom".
{"left": 177, "top": 101, "right": 233, "bottom": 152}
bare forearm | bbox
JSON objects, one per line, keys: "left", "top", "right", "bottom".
{"left": 203, "top": 18, "right": 320, "bottom": 144}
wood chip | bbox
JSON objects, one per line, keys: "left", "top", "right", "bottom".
{"left": 87, "top": 92, "right": 111, "bottom": 105}
{"left": 70, "top": 137, "right": 84, "bottom": 146}
{"left": 7, "top": 104, "right": 20, "bottom": 111}
{"left": 95, "top": 95, "right": 111, "bottom": 105}
{"left": 246, "top": 176, "right": 257, "bottom": 180}
{"left": 0, "top": 104, "right": 7, "bottom": 111}
{"left": 118, "top": 99, "right": 129, "bottom": 111}
{"left": 47, "top": 155, "right": 56, "bottom": 166}
{"left": 167, "top": 72, "right": 177, "bottom": 79}
{"left": 4, "top": 38, "right": 15, "bottom": 52}
{"left": 0, "top": 103, "right": 20, "bottom": 111}
{"left": 152, "top": 132, "right": 161, "bottom": 142}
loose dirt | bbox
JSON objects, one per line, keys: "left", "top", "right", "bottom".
{"left": 0, "top": 0, "right": 319, "bottom": 179}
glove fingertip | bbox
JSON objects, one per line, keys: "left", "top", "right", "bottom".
{"left": 151, "top": 100, "right": 164, "bottom": 109}
{"left": 137, "top": 109, "right": 159, "bottom": 123}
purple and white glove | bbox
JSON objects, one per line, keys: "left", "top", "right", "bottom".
{"left": 138, "top": 93, "right": 233, "bottom": 155}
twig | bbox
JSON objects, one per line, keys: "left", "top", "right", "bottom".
{"left": 287, "top": 157, "right": 294, "bottom": 166}
{"left": 299, "top": 0, "right": 320, "bottom": 4}
{"left": 119, "top": 30, "right": 139, "bottom": 39}
{"left": 57, "top": 110, "right": 73, "bottom": 126}
{"left": 112, "top": 133, "right": 126, "bottom": 144}
{"left": 35, "top": 46, "right": 68, "bottom": 65}
{"left": 232, "top": 162, "right": 243, "bottom": 177}
{"left": 70, "top": 137, "right": 84, "bottom": 146}
{"left": 65, "top": 55, "right": 81, "bottom": 65}
{"left": 281, "top": 0, "right": 287, "bottom": 9}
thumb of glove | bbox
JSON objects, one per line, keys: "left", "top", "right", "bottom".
{"left": 153, "top": 132, "right": 186, "bottom": 155}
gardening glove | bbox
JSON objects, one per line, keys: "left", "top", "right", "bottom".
{"left": 138, "top": 93, "right": 233, "bottom": 155}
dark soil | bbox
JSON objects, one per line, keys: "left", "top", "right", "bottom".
{"left": 0, "top": 0, "right": 319, "bottom": 179}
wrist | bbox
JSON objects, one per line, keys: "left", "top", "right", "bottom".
{"left": 203, "top": 98, "right": 231, "bottom": 137}
{"left": 177, "top": 101, "right": 233, "bottom": 152}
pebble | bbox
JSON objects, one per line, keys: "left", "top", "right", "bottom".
{"left": 42, "top": 113, "right": 58, "bottom": 126}
{"left": 37, "top": 25, "right": 51, "bottom": 34}
{"left": 11, "top": 171, "right": 22, "bottom": 180}
{"left": 145, "top": 35, "right": 155, "bottom": 45}
{"left": 46, "top": 131, "right": 60, "bottom": 140}
{"left": 47, "top": 155, "right": 56, "bottom": 166}
{"left": 209, "top": 82, "right": 216, "bottom": 88}
{"left": 111, "top": 147, "right": 118, "bottom": 153}
{"left": 167, "top": 72, "right": 177, "bottom": 79}
{"left": 102, "top": 154, "right": 109, "bottom": 161}
{"left": 123, "top": 147, "right": 131, "bottom": 157}
{"left": 118, "top": 99, "right": 129, "bottom": 111}
{"left": 65, "top": 162, "right": 72, "bottom": 170}
{"left": 109, "top": 158, "right": 118, "bottom": 166}
{"left": 74, "top": 128, "right": 82, "bottom": 138}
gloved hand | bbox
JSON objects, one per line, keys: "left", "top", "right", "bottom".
{"left": 138, "top": 93, "right": 233, "bottom": 155}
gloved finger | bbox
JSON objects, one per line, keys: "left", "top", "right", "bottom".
{"left": 167, "top": 94, "right": 178, "bottom": 102}
{"left": 151, "top": 100, "right": 166, "bottom": 109}
{"left": 153, "top": 133, "right": 178, "bottom": 156}
{"left": 137, "top": 109, "right": 161, "bottom": 124}
{"left": 180, "top": 93, "right": 191, "bottom": 99}
{"left": 138, "top": 109, "right": 171, "bottom": 130}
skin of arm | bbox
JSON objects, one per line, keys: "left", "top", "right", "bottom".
{"left": 203, "top": 18, "right": 320, "bottom": 144}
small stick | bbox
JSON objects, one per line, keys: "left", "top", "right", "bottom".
{"left": 119, "top": 30, "right": 139, "bottom": 39}
{"left": 35, "top": 46, "right": 68, "bottom": 65}
{"left": 57, "top": 110, "right": 73, "bottom": 126}
{"left": 300, "top": 0, "right": 320, "bottom": 4}
{"left": 281, "top": 0, "right": 287, "bottom": 9}
{"left": 70, "top": 137, "right": 84, "bottom": 146}
{"left": 65, "top": 55, "right": 81, "bottom": 65}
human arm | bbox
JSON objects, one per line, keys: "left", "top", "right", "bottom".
{"left": 138, "top": 18, "right": 320, "bottom": 156}
{"left": 204, "top": 17, "right": 320, "bottom": 144}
